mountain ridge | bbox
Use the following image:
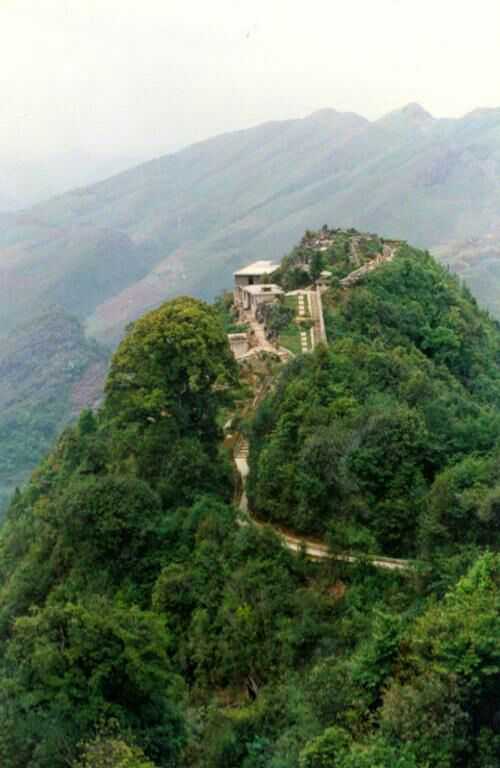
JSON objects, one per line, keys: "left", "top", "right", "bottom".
{"left": 1, "top": 103, "right": 500, "bottom": 342}
{"left": 0, "top": 244, "right": 499, "bottom": 767}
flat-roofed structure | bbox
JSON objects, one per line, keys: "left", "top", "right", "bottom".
{"left": 234, "top": 260, "right": 283, "bottom": 318}
{"left": 234, "top": 260, "right": 279, "bottom": 302}
{"left": 228, "top": 332, "right": 250, "bottom": 359}
{"left": 239, "top": 283, "right": 284, "bottom": 318}
{"left": 234, "top": 260, "right": 279, "bottom": 281}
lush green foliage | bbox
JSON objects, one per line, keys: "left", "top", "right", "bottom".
{"left": 214, "top": 292, "right": 249, "bottom": 334}
{"left": 105, "top": 296, "right": 237, "bottom": 434}
{"left": 256, "top": 300, "right": 295, "bottom": 339}
{"left": 0, "top": 243, "right": 499, "bottom": 768}
{"left": 74, "top": 730, "right": 158, "bottom": 768}
{"left": 0, "top": 298, "right": 237, "bottom": 767}
{"left": 249, "top": 246, "right": 500, "bottom": 557}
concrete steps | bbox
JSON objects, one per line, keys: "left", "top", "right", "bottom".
{"left": 235, "top": 439, "right": 249, "bottom": 459}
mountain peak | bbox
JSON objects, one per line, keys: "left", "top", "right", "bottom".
{"left": 400, "top": 102, "right": 434, "bottom": 120}
{"left": 376, "top": 102, "right": 435, "bottom": 133}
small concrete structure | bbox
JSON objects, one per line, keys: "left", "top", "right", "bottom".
{"left": 234, "top": 261, "right": 280, "bottom": 305}
{"left": 239, "top": 283, "right": 284, "bottom": 318}
{"left": 234, "top": 260, "right": 283, "bottom": 319}
{"left": 234, "top": 260, "right": 279, "bottom": 282}
{"left": 228, "top": 332, "right": 250, "bottom": 360}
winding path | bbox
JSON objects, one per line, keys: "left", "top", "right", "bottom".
{"left": 232, "top": 246, "right": 415, "bottom": 573}
{"left": 234, "top": 441, "right": 413, "bottom": 572}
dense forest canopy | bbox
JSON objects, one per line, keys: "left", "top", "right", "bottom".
{"left": 249, "top": 243, "right": 500, "bottom": 558}
{"left": 0, "top": 239, "right": 498, "bottom": 768}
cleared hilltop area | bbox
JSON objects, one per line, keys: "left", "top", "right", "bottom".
{"left": 220, "top": 227, "right": 404, "bottom": 360}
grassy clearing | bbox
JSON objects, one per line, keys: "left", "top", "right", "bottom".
{"left": 279, "top": 294, "right": 313, "bottom": 353}
{"left": 279, "top": 322, "right": 303, "bottom": 355}
{"left": 284, "top": 294, "right": 299, "bottom": 312}
{"left": 286, "top": 292, "right": 311, "bottom": 318}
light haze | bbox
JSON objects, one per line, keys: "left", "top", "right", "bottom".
{"left": 1, "top": 0, "right": 500, "bottom": 202}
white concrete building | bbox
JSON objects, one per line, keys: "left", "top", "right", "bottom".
{"left": 240, "top": 284, "right": 284, "bottom": 318}
{"left": 234, "top": 261, "right": 283, "bottom": 318}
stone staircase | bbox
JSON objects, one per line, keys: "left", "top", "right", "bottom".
{"left": 235, "top": 439, "right": 249, "bottom": 460}
{"left": 340, "top": 244, "right": 398, "bottom": 288}
{"left": 309, "top": 287, "right": 327, "bottom": 345}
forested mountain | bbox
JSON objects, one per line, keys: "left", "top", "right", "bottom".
{"left": 250, "top": 235, "right": 500, "bottom": 560}
{"left": 1, "top": 104, "right": 500, "bottom": 344}
{"left": 2, "top": 104, "right": 500, "bottom": 508}
{"left": 0, "top": 240, "right": 498, "bottom": 767}
{"left": 0, "top": 310, "right": 108, "bottom": 512}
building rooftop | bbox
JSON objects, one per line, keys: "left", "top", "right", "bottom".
{"left": 243, "top": 284, "right": 283, "bottom": 295}
{"left": 234, "top": 260, "right": 280, "bottom": 277}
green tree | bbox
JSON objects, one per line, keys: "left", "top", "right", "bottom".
{"left": 0, "top": 598, "right": 184, "bottom": 768}
{"left": 338, "top": 739, "right": 418, "bottom": 768}
{"left": 74, "top": 730, "right": 158, "bottom": 768}
{"left": 299, "top": 726, "right": 351, "bottom": 768}
{"left": 310, "top": 251, "right": 324, "bottom": 282}
{"left": 104, "top": 297, "right": 237, "bottom": 439}
{"left": 49, "top": 474, "right": 163, "bottom": 585}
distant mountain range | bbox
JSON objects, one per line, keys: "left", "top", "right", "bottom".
{"left": 0, "top": 150, "right": 151, "bottom": 211}
{"left": 1, "top": 102, "right": 500, "bottom": 342}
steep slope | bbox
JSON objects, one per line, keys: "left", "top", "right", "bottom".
{"left": 0, "top": 310, "right": 108, "bottom": 512}
{"left": 249, "top": 232, "right": 500, "bottom": 557}
{"left": 435, "top": 230, "right": 500, "bottom": 317}
{"left": 2, "top": 104, "right": 500, "bottom": 342}
{"left": 0, "top": 291, "right": 498, "bottom": 768}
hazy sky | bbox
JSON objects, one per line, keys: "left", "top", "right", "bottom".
{"left": 2, "top": 0, "right": 500, "bottom": 161}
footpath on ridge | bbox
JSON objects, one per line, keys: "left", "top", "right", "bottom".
{"left": 233, "top": 438, "right": 413, "bottom": 573}
{"left": 230, "top": 242, "right": 417, "bottom": 573}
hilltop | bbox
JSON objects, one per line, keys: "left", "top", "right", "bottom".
{"left": 246, "top": 230, "right": 500, "bottom": 560}
{"left": 1, "top": 104, "right": 500, "bottom": 344}
{"left": 0, "top": 243, "right": 498, "bottom": 767}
